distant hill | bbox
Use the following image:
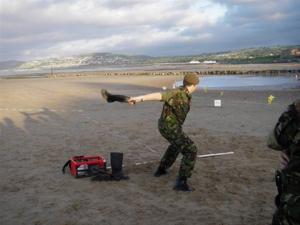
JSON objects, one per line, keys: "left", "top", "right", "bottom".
{"left": 18, "top": 53, "right": 154, "bottom": 69}
{"left": 0, "top": 60, "right": 24, "bottom": 70}
{"left": 203, "top": 46, "right": 300, "bottom": 64}
{"left": 150, "top": 45, "right": 300, "bottom": 64}
{"left": 2, "top": 45, "right": 300, "bottom": 70}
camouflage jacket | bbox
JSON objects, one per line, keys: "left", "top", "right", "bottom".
{"left": 282, "top": 121, "right": 300, "bottom": 177}
{"left": 158, "top": 87, "right": 191, "bottom": 126}
{"left": 267, "top": 105, "right": 300, "bottom": 190}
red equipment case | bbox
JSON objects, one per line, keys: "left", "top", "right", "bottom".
{"left": 68, "top": 155, "right": 106, "bottom": 178}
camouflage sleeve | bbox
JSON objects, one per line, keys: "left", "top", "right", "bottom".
{"left": 267, "top": 128, "right": 283, "bottom": 151}
{"left": 293, "top": 132, "right": 300, "bottom": 146}
{"left": 161, "top": 90, "right": 176, "bottom": 102}
{"left": 287, "top": 131, "right": 300, "bottom": 160}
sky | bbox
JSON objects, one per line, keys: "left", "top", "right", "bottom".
{"left": 0, "top": 0, "right": 300, "bottom": 61}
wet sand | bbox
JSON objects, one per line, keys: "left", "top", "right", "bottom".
{"left": 0, "top": 75, "right": 300, "bottom": 225}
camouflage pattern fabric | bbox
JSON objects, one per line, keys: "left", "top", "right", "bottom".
{"left": 272, "top": 194, "right": 300, "bottom": 225}
{"left": 159, "top": 86, "right": 192, "bottom": 126}
{"left": 269, "top": 104, "right": 300, "bottom": 225}
{"left": 157, "top": 87, "right": 198, "bottom": 178}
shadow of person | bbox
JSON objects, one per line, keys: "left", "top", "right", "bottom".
{"left": 20, "top": 107, "right": 64, "bottom": 128}
{"left": 0, "top": 117, "right": 29, "bottom": 187}
{"left": 0, "top": 117, "right": 27, "bottom": 147}
{"left": 0, "top": 108, "right": 64, "bottom": 149}
{"left": 19, "top": 107, "right": 80, "bottom": 160}
{"left": 1, "top": 109, "right": 64, "bottom": 155}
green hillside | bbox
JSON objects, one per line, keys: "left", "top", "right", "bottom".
{"left": 2, "top": 45, "right": 300, "bottom": 70}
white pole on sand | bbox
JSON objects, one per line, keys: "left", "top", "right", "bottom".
{"left": 197, "top": 151, "right": 234, "bottom": 158}
{"left": 106, "top": 151, "right": 235, "bottom": 168}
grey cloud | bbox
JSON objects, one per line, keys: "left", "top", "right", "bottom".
{"left": 207, "top": 0, "right": 300, "bottom": 48}
{"left": 0, "top": 0, "right": 300, "bottom": 61}
{"left": 102, "top": 0, "right": 151, "bottom": 9}
{"left": 218, "top": 0, "right": 300, "bottom": 24}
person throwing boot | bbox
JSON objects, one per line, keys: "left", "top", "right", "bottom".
{"left": 127, "top": 73, "right": 199, "bottom": 191}
{"left": 101, "top": 73, "right": 199, "bottom": 191}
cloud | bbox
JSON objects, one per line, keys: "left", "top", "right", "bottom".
{"left": 205, "top": 0, "right": 300, "bottom": 50}
{"left": 214, "top": 0, "right": 300, "bottom": 23}
{"left": 21, "top": 27, "right": 214, "bottom": 58}
{"left": 0, "top": 0, "right": 299, "bottom": 60}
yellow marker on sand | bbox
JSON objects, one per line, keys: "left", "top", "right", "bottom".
{"left": 268, "top": 95, "right": 275, "bottom": 104}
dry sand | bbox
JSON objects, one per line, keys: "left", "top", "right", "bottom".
{"left": 0, "top": 75, "right": 300, "bottom": 225}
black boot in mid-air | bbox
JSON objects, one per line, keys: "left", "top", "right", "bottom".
{"left": 101, "top": 89, "right": 130, "bottom": 103}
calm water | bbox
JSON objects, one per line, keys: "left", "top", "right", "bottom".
{"left": 1, "top": 66, "right": 299, "bottom": 90}
{"left": 174, "top": 75, "right": 300, "bottom": 90}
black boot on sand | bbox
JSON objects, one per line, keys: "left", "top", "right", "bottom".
{"left": 173, "top": 177, "right": 193, "bottom": 192}
{"left": 110, "top": 152, "right": 129, "bottom": 181}
{"left": 154, "top": 165, "right": 167, "bottom": 177}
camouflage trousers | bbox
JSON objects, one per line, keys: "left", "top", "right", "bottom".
{"left": 158, "top": 121, "right": 198, "bottom": 178}
{"left": 272, "top": 193, "right": 300, "bottom": 225}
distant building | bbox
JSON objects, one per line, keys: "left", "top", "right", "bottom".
{"left": 291, "top": 48, "right": 300, "bottom": 57}
{"left": 203, "top": 60, "right": 217, "bottom": 64}
{"left": 189, "top": 60, "right": 201, "bottom": 64}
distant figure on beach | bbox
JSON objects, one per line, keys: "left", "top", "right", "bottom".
{"left": 267, "top": 99, "right": 300, "bottom": 225}
{"left": 101, "top": 73, "right": 199, "bottom": 191}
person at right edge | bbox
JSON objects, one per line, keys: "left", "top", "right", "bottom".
{"left": 129, "top": 73, "right": 199, "bottom": 192}
{"left": 267, "top": 99, "right": 300, "bottom": 225}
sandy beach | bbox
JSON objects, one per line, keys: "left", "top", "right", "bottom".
{"left": 1, "top": 74, "right": 300, "bottom": 225}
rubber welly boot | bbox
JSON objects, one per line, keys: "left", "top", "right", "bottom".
{"left": 173, "top": 177, "right": 193, "bottom": 192}
{"left": 101, "top": 89, "right": 129, "bottom": 103}
{"left": 110, "top": 152, "right": 129, "bottom": 181}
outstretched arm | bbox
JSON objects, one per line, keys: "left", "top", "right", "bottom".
{"left": 129, "top": 92, "right": 162, "bottom": 104}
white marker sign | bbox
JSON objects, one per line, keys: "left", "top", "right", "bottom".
{"left": 214, "top": 99, "right": 222, "bottom": 107}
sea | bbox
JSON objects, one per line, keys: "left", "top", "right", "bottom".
{"left": 174, "top": 75, "right": 300, "bottom": 90}
{"left": 1, "top": 65, "right": 299, "bottom": 90}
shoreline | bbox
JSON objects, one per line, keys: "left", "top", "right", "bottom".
{"left": 1, "top": 73, "right": 299, "bottom": 91}
{"left": 1, "top": 63, "right": 300, "bottom": 79}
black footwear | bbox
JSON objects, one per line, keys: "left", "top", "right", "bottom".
{"left": 110, "top": 152, "right": 129, "bottom": 181}
{"left": 154, "top": 167, "right": 167, "bottom": 177}
{"left": 173, "top": 177, "right": 194, "bottom": 192}
{"left": 101, "top": 89, "right": 130, "bottom": 103}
